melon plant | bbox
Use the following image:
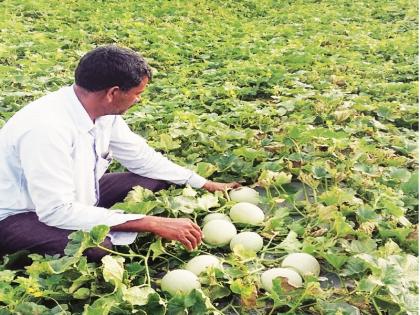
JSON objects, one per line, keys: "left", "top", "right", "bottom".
{"left": 229, "top": 186, "right": 260, "bottom": 205}
{"left": 261, "top": 268, "right": 303, "bottom": 291}
{"left": 161, "top": 269, "right": 201, "bottom": 296}
{"left": 202, "top": 219, "right": 237, "bottom": 246}
{"left": 185, "top": 255, "right": 221, "bottom": 275}
{"left": 229, "top": 202, "right": 265, "bottom": 225}
{"left": 230, "top": 231, "right": 263, "bottom": 253}
{"left": 281, "top": 253, "right": 320, "bottom": 276}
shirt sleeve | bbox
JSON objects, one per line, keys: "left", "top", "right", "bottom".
{"left": 18, "top": 125, "right": 144, "bottom": 234}
{"left": 109, "top": 116, "right": 207, "bottom": 188}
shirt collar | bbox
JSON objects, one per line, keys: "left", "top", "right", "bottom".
{"left": 64, "top": 85, "right": 95, "bottom": 133}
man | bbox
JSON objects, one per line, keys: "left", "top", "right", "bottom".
{"left": 0, "top": 45, "right": 239, "bottom": 263}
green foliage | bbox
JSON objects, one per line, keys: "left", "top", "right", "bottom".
{"left": 0, "top": 0, "right": 418, "bottom": 314}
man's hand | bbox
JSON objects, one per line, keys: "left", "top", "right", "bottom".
{"left": 202, "top": 180, "right": 241, "bottom": 193}
{"left": 111, "top": 216, "right": 202, "bottom": 251}
{"left": 147, "top": 217, "right": 202, "bottom": 251}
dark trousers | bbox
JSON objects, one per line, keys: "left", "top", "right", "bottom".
{"left": 0, "top": 173, "right": 169, "bottom": 264}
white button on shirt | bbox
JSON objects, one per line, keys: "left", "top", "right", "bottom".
{"left": 0, "top": 86, "right": 207, "bottom": 245}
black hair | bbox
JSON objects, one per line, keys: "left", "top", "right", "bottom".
{"left": 74, "top": 45, "right": 152, "bottom": 92}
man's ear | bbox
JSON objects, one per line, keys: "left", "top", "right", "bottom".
{"left": 105, "top": 86, "right": 120, "bottom": 102}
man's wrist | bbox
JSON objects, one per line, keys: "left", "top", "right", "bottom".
{"left": 139, "top": 216, "right": 158, "bottom": 233}
{"left": 111, "top": 216, "right": 159, "bottom": 233}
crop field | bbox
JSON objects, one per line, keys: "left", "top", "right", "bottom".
{"left": 0, "top": 0, "right": 418, "bottom": 314}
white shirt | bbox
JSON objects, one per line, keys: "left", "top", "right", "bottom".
{"left": 0, "top": 86, "right": 207, "bottom": 245}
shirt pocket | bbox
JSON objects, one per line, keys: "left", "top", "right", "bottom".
{"left": 101, "top": 150, "right": 113, "bottom": 161}
{"left": 96, "top": 151, "right": 112, "bottom": 179}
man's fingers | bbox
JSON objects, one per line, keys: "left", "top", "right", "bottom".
{"left": 191, "top": 222, "right": 202, "bottom": 236}
{"left": 152, "top": 217, "right": 205, "bottom": 250}
{"left": 185, "top": 227, "right": 202, "bottom": 249}
{"left": 203, "top": 180, "right": 242, "bottom": 192}
{"left": 181, "top": 237, "right": 194, "bottom": 251}
{"left": 228, "top": 182, "right": 241, "bottom": 189}
{"left": 189, "top": 228, "right": 202, "bottom": 245}
{"left": 183, "top": 219, "right": 202, "bottom": 236}
{"left": 187, "top": 233, "right": 198, "bottom": 249}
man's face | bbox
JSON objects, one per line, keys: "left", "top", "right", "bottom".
{"left": 108, "top": 77, "right": 148, "bottom": 115}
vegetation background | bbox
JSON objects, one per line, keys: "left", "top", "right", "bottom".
{"left": 0, "top": 0, "right": 418, "bottom": 314}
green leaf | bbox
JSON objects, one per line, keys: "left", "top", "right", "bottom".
{"left": 342, "top": 257, "right": 368, "bottom": 276}
{"left": 266, "top": 207, "right": 289, "bottom": 231}
{"left": 279, "top": 230, "right": 302, "bottom": 252}
{"left": 122, "top": 285, "right": 156, "bottom": 306}
{"left": 289, "top": 221, "right": 305, "bottom": 236}
{"left": 166, "top": 295, "right": 187, "bottom": 315}
{"left": 149, "top": 238, "right": 166, "bottom": 260}
{"left": 141, "top": 292, "right": 166, "bottom": 315}
{"left": 83, "top": 296, "right": 119, "bottom": 315}
{"left": 73, "top": 287, "right": 90, "bottom": 300}
{"left": 64, "top": 225, "right": 109, "bottom": 257}
{"left": 0, "top": 270, "right": 15, "bottom": 283}
{"left": 47, "top": 256, "right": 79, "bottom": 274}
{"left": 275, "top": 172, "right": 293, "bottom": 186}
{"left": 171, "top": 195, "right": 197, "bottom": 214}
{"left": 101, "top": 256, "right": 125, "bottom": 288}
{"left": 167, "top": 289, "right": 212, "bottom": 315}
{"left": 318, "top": 301, "right": 361, "bottom": 315}
{"left": 229, "top": 278, "right": 257, "bottom": 307}
{"left": 124, "top": 186, "right": 155, "bottom": 203}
{"left": 14, "top": 303, "right": 51, "bottom": 315}
{"left": 197, "top": 194, "right": 219, "bottom": 211}
{"left": 232, "top": 245, "right": 258, "bottom": 259}
{"left": 182, "top": 185, "right": 197, "bottom": 197}
{"left": 195, "top": 162, "right": 218, "bottom": 177}
{"left": 387, "top": 167, "right": 411, "bottom": 183}
{"left": 358, "top": 276, "right": 379, "bottom": 292}
{"left": 323, "top": 253, "right": 348, "bottom": 270}
{"left": 312, "top": 166, "right": 330, "bottom": 179}
{"left": 401, "top": 170, "right": 419, "bottom": 195}
{"left": 356, "top": 207, "right": 380, "bottom": 222}
{"left": 69, "top": 275, "right": 94, "bottom": 294}
{"left": 378, "top": 225, "right": 412, "bottom": 243}
{"left": 233, "top": 147, "right": 267, "bottom": 161}
{"left": 332, "top": 214, "right": 354, "bottom": 237}
{"left": 208, "top": 285, "right": 231, "bottom": 300}
{"left": 184, "top": 289, "right": 213, "bottom": 313}
{"left": 112, "top": 201, "right": 158, "bottom": 215}
{"left": 319, "top": 187, "right": 356, "bottom": 206}
{"left": 258, "top": 170, "right": 292, "bottom": 187}
{"left": 154, "top": 133, "right": 181, "bottom": 151}
{"left": 350, "top": 239, "right": 377, "bottom": 254}
{"left": 64, "top": 231, "right": 93, "bottom": 257}
{"left": 1, "top": 250, "right": 31, "bottom": 269}
{"left": 381, "top": 198, "right": 405, "bottom": 217}
{"left": 90, "top": 225, "right": 110, "bottom": 245}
